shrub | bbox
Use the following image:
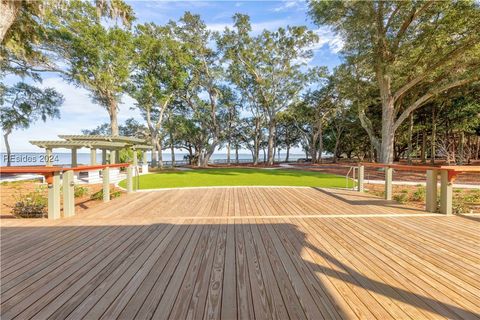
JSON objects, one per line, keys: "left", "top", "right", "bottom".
{"left": 393, "top": 193, "right": 408, "bottom": 204}
{"left": 74, "top": 185, "right": 89, "bottom": 198}
{"left": 90, "top": 187, "right": 121, "bottom": 201}
{"left": 411, "top": 187, "right": 426, "bottom": 202}
{"left": 12, "top": 191, "right": 47, "bottom": 218}
{"left": 452, "top": 200, "right": 469, "bottom": 214}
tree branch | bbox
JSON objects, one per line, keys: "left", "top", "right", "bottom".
{"left": 394, "top": 77, "right": 479, "bottom": 131}
{"left": 392, "top": 39, "right": 477, "bottom": 103}
{"left": 391, "top": 2, "right": 433, "bottom": 54}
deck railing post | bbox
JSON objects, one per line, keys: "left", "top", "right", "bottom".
{"left": 440, "top": 170, "right": 453, "bottom": 215}
{"left": 47, "top": 172, "right": 61, "bottom": 219}
{"left": 102, "top": 167, "right": 110, "bottom": 202}
{"left": 62, "top": 170, "right": 75, "bottom": 217}
{"left": 385, "top": 167, "right": 393, "bottom": 200}
{"left": 425, "top": 169, "right": 438, "bottom": 213}
{"left": 357, "top": 165, "right": 364, "bottom": 192}
{"left": 126, "top": 165, "right": 133, "bottom": 193}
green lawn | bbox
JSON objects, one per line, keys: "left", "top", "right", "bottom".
{"left": 119, "top": 168, "right": 353, "bottom": 189}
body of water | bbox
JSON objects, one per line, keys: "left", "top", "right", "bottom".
{"left": 0, "top": 152, "right": 307, "bottom": 166}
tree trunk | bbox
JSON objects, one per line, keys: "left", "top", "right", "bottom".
{"left": 170, "top": 136, "right": 175, "bottom": 167}
{"left": 227, "top": 142, "right": 231, "bottom": 164}
{"left": 235, "top": 145, "right": 239, "bottom": 164}
{"left": 157, "top": 140, "right": 163, "bottom": 168}
{"left": 476, "top": 136, "right": 480, "bottom": 160}
{"left": 407, "top": 113, "right": 414, "bottom": 165}
{"left": 467, "top": 135, "right": 472, "bottom": 164}
{"left": 310, "top": 140, "right": 318, "bottom": 164}
{"left": 3, "top": 129, "right": 12, "bottom": 166}
{"left": 150, "top": 136, "right": 158, "bottom": 167}
{"left": 380, "top": 108, "right": 395, "bottom": 164}
{"left": 459, "top": 131, "right": 465, "bottom": 165}
{"left": 430, "top": 106, "right": 436, "bottom": 164}
{"left": 286, "top": 145, "right": 290, "bottom": 162}
{"left": 318, "top": 124, "right": 324, "bottom": 164}
{"left": 253, "top": 118, "right": 260, "bottom": 165}
{"left": 0, "top": 1, "right": 21, "bottom": 42}
{"left": 421, "top": 131, "right": 426, "bottom": 164}
{"left": 188, "top": 146, "right": 193, "bottom": 165}
{"left": 267, "top": 119, "right": 275, "bottom": 165}
{"left": 201, "top": 141, "right": 218, "bottom": 167}
{"left": 108, "top": 100, "right": 119, "bottom": 136}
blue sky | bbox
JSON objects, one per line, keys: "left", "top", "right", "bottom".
{"left": 2, "top": 0, "right": 343, "bottom": 153}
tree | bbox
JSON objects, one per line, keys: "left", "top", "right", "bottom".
{"left": 1, "top": 82, "right": 63, "bottom": 166}
{"left": 220, "top": 13, "right": 322, "bottom": 165}
{"left": 128, "top": 22, "right": 189, "bottom": 167}
{"left": 276, "top": 111, "right": 302, "bottom": 162}
{"left": 82, "top": 118, "right": 147, "bottom": 137}
{"left": 309, "top": 1, "right": 480, "bottom": 163}
{"left": 218, "top": 86, "right": 240, "bottom": 164}
{"left": 291, "top": 82, "right": 336, "bottom": 163}
{"left": 1, "top": 0, "right": 134, "bottom": 79}
{"left": 176, "top": 12, "right": 225, "bottom": 167}
{"left": 51, "top": 1, "right": 134, "bottom": 136}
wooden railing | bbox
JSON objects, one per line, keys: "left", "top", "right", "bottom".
{"left": 0, "top": 163, "right": 135, "bottom": 219}
{"left": 357, "top": 163, "right": 480, "bottom": 215}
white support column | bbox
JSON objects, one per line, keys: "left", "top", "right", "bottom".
{"left": 110, "top": 150, "right": 116, "bottom": 164}
{"left": 440, "top": 170, "right": 453, "bottom": 215}
{"left": 142, "top": 151, "right": 148, "bottom": 173}
{"left": 102, "top": 167, "right": 110, "bottom": 202}
{"left": 46, "top": 148, "right": 53, "bottom": 167}
{"left": 133, "top": 150, "right": 138, "bottom": 167}
{"left": 357, "top": 165, "right": 364, "bottom": 192}
{"left": 47, "top": 172, "right": 61, "bottom": 219}
{"left": 426, "top": 170, "right": 438, "bottom": 213}
{"left": 62, "top": 170, "right": 75, "bottom": 217}
{"left": 90, "top": 148, "right": 97, "bottom": 165}
{"left": 127, "top": 166, "right": 133, "bottom": 193}
{"left": 71, "top": 148, "right": 78, "bottom": 167}
{"left": 102, "top": 149, "right": 107, "bottom": 165}
{"left": 385, "top": 167, "right": 393, "bottom": 200}
{"left": 115, "top": 149, "right": 120, "bottom": 164}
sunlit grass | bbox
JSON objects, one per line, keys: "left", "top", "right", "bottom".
{"left": 119, "top": 168, "right": 353, "bottom": 189}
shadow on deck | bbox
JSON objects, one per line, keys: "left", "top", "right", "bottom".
{"left": 1, "top": 187, "right": 479, "bottom": 319}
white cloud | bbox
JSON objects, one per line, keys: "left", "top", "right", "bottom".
{"left": 312, "top": 26, "right": 344, "bottom": 53}
{"left": 272, "top": 0, "right": 306, "bottom": 12}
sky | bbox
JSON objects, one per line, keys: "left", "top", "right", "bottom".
{"left": 1, "top": 0, "right": 343, "bottom": 153}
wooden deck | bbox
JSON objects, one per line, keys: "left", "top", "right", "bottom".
{"left": 1, "top": 187, "right": 479, "bottom": 319}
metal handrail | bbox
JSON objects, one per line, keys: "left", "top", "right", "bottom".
{"left": 346, "top": 166, "right": 357, "bottom": 189}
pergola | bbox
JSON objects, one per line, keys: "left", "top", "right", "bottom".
{"left": 30, "top": 135, "right": 151, "bottom": 168}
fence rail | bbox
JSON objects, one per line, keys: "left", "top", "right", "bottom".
{"left": 0, "top": 163, "right": 135, "bottom": 220}
{"left": 356, "top": 163, "right": 480, "bottom": 215}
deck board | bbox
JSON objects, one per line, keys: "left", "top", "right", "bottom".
{"left": 1, "top": 187, "right": 479, "bottom": 320}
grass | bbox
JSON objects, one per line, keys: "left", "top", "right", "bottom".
{"left": 119, "top": 168, "right": 352, "bottom": 190}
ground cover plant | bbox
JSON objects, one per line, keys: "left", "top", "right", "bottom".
{"left": 119, "top": 168, "right": 352, "bottom": 189}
